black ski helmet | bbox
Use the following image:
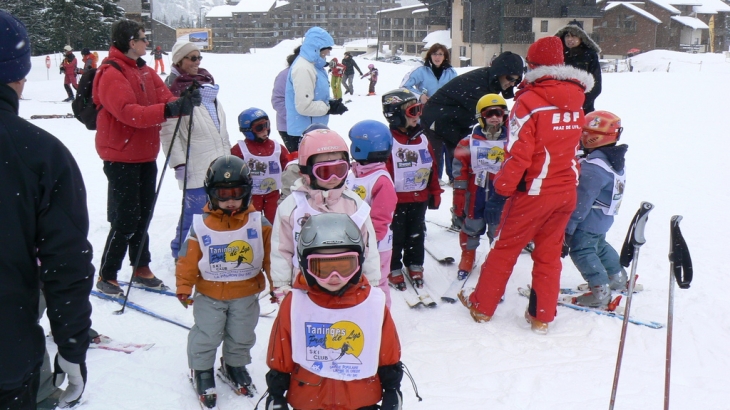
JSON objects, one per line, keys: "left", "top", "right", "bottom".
{"left": 204, "top": 155, "right": 253, "bottom": 213}
{"left": 382, "top": 88, "right": 417, "bottom": 128}
{"left": 297, "top": 213, "right": 365, "bottom": 291}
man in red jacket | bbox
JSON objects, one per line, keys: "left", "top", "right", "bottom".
{"left": 459, "top": 36, "right": 595, "bottom": 334}
{"left": 93, "top": 19, "right": 200, "bottom": 295}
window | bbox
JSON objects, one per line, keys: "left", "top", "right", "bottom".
{"left": 407, "top": 44, "right": 416, "bottom": 53}
{"left": 540, "top": 20, "right": 548, "bottom": 32}
{"left": 460, "top": 46, "right": 466, "bottom": 56}
{"left": 460, "top": 19, "right": 463, "bottom": 31}
{"left": 471, "top": 19, "right": 475, "bottom": 32}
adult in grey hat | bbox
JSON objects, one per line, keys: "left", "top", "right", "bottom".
{"left": 0, "top": 10, "right": 94, "bottom": 410}
{"left": 555, "top": 20, "right": 602, "bottom": 113}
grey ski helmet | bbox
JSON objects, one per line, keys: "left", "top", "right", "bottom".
{"left": 297, "top": 213, "right": 365, "bottom": 290}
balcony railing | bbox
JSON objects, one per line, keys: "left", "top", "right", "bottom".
{"left": 504, "top": 4, "right": 533, "bottom": 18}
{"left": 560, "top": 6, "right": 603, "bottom": 18}
{"left": 503, "top": 31, "right": 535, "bottom": 44}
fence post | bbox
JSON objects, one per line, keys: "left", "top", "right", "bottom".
{"left": 667, "top": 62, "right": 671, "bottom": 72}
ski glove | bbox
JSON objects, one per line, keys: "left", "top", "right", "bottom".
{"left": 174, "top": 165, "right": 186, "bottom": 181}
{"left": 53, "top": 354, "right": 87, "bottom": 409}
{"left": 326, "top": 98, "right": 348, "bottom": 115}
{"left": 270, "top": 286, "right": 291, "bottom": 304}
{"left": 177, "top": 293, "right": 193, "bottom": 308}
{"left": 165, "top": 88, "right": 202, "bottom": 118}
{"left": 561, "top": 234, "right": 573, "bottom": 258}
{"left": 483, "top": 192, "right": 508, "bottom": 226}
{"left": 265, "top": 369, "right": 290, "bottom": 410}
{"left": 428, "top": 194, "right": 441, "bottom": 210}
{"left": 381, "top": 389, "right": 403, "bottom": 410}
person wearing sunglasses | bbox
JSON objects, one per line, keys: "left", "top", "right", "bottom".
{"left": 176, "top": 155, "right": 273, "bottom": 410}
{"left": 269, "top": 129, "right": 382, "bottom": 304}
{"left": 265, "top": 213, "right": 404, "bottom": 410}
{"left": 459, "top": 36, "right": 594, "bottom": 334}
{"left": 94, "top": 19, "right": 201, "bottom": 296}
{"left": 161, "top": 39, "right": 231, "bottom": 262}
{"left": 556, "top": 20, "right": 602, "bottom": 113}
{"left": 451, "top": 94, "right": 509, "bottom": 282}
{"left": 231, "top": 107, "right": 291, "bottom": 223}
{"left": 382, "top": 88, "right": 443, "bottom": 291}
{"left": 420, "top": 51, "right": 523, "bottom": 186}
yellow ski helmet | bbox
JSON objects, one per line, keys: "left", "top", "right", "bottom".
{"left": 475, "top": 93, "right": 508, "bottom": 128}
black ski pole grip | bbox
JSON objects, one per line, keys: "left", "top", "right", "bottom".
{"left": 630, "top": 201, "right": 654, "bottom": 247}
{"left": 670, "top": 215, "right": 693, "bottom": 289}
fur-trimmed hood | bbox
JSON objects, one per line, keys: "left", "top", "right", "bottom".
{"left": 555, "top": 22, "right": 601, "bottom": 54}
{"left": 518, "top": 65, "right": 595, "bottom": 110}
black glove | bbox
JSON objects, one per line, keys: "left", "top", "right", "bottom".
{"left": 381, "top": 388, "right": 403, "bottom": 410}
{"left": 483, "top": 192, "right": 508, "bottom": 225}
{"left": 265, "top": 394, "right": 288, "bottom": 410}
{"left": 561, "top": 233, "right": 572, "bottom": 258}
{"left": 165, "top": 88, "right": 202, "bottom": 118}
{"left": 326, "top": 98, "right": 348, "bottom": 115}
{"left": 265, "top": 369, "right": 290, "bottom": 409}
{"left": 53, "top": 354, "right": 87, "bottom": 408}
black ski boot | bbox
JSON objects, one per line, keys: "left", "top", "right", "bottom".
{"left": 218, "top": 359, "right": 254, "bottom": 397}
{"left": 193, "top": 369, "right": 217, "bottom": 409}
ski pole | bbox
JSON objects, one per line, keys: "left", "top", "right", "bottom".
{"left": 665, "top": 215, "right": 693, "bottom": 410}
{"left": 176, "top": 86, "right": 197, "bottom": 258}
{"left": 114, "top": 86, "right": 197, "bottom": 315}
{"left": 609, "top": 201, "right": 654, "bottom": 410}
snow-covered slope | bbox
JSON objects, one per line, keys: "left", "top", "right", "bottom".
{"left": 21, "top": 48, "right": 730, "bottom": 409}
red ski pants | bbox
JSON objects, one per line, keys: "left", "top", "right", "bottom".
{"left": 469, "top": 190, "right": 576, "bottom": 323}
{"left": 251, "top": 191, "right": 280, "bottom": 224}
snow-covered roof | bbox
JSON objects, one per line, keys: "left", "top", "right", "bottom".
{"left": 423, "top": 30, "right": 451, "bottom": 48}
{"left": 645, "top": 0, "right": 682, "bottom": 14}
{"left": 206, "top": 0, "right": 281, "bottom": 18}
{"left": 605, "top": 2, "right": 663, "bottom": 23}
{"left": 343, "top": 38, "right": 379, "bottom": 46}
{"left": 666, "top": 0, "right": 702, "bottom": 5}
{"left": 376, "top": 3, "right": 425, "bottom": 14}
{"left": 693, "top": 0, "right": 730, "bottom": 13}
{"left": 412, "top": 8, "right": 429, "bottom": 14}
{"left": 671, "top": 15, "right": 710, "bottom": 28}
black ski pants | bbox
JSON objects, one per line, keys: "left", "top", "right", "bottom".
{"left": 0, "top": 369, "right": 39, "bottom": 410}
{"left": 390, "top": 201, "right": 428, "bottom": 272}
{"left": 99, "top": 161, "right": 156, "bottom": 281}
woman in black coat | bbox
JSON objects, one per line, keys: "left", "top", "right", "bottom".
{"left": 555, "top": 20, "right": 602, "bottom": 113}
{"left": 420, "top": 51, "right": 524, "bottom": 184}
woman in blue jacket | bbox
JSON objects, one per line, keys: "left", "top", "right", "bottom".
{"left": 400, "top": 43, "right": 457, "bottom": 183}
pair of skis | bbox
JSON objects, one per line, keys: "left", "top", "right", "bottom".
{"left": 30, "top": 113, "right": 75, "bottom": 119}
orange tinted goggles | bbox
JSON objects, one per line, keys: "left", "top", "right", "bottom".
{"left": 306, "top": 251, "right": 360, "bottom": 280}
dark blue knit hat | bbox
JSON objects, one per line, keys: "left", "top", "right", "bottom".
{"left": 0, "top": 10, "right": 32, "bottom": 84}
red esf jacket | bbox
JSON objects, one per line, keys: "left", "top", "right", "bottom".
{"left": 93, "top": 46, "right": 176, "bottom": 163}
{"left": 493, "top": 64, "right": 594, "bottom": 197}
{"left": 266, "top": 274, "right": 402, "bottom": 409}
{"left": 385, "top": 124, "right": 443, "bottom": 205}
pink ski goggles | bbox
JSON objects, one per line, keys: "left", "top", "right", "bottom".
{"left": 306, "top": 251, "right": 360, "bottom": 284}
{"left": 311, "top": 159, "right": 350, "bottom": 182}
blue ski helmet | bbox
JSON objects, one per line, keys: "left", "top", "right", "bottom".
{"left": 238, "top": 107, "right": 269, "bottom": 141}
{"left": 348, "top": 120, "right": 393, "bottom": 163}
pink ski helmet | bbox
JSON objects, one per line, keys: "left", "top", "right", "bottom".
{"left": 368, "top": 64, "right": 374, "bottom": 69}
{"left": 298, "top": 129, "right": 350, "bottom": 168}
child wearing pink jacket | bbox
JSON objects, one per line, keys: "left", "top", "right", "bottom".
{"left": 347, "top": 120, "right": 397, "bottom": 307}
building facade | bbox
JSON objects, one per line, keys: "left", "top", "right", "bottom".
{"left": 377, "top": 4, "right": 431, "bottom": 56}
{"left": 206, "top": 0, "right": 399, "bottom": 53}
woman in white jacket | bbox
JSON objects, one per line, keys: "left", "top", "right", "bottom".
{"left": 161, "top": 41, "right": 231, "bottom": 260}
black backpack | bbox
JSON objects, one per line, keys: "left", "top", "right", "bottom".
{"left": 72, "top": 61, "right": 121, "bottom": 130}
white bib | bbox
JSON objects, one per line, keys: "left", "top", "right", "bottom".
{"left": 290, "top": 288, "right": 385, "bottom": 381}
{"left": 346, "top": 170, "right": 394, "bottom": 252}
{"left": 193, "top": 212, "right": 264, "bottom": 282}
{"left": 583, "top": 157, "right": 626, "bottom": 216}
{"left": 290, "top": 191, "right": 372, "bottom": 267}
{"left": 237, "top": 141, "right": 283, "bottom": 195}
{"left": 391, "top": 137, "right": 432, "bottom": 193}
{"left": 470, "top": 136, "right": 506, "bottom": 175}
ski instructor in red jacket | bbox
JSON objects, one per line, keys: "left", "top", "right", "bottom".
{"left": 93, "top": 19, "right": 201, "bottom": 296}
{"left": 459, "top": 36, "right": 595, "bottom": 334}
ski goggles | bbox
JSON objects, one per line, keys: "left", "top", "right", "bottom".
{"left": 250, "top": 119, "right": 270, "bottom": 133}
{"left": 480, "top": 108, "right": 505, "bottom": 119}
{"left": 306, "top": 251, "right": 360, "bottom": 282}
{"left": 210, "top": 186, "right": 250, "bottom": 201}
{"left": 312, "top": 159, "right": 350, "bottom": 182}
{"left": 404, "top": 103, "right": 424, "bottom": 118}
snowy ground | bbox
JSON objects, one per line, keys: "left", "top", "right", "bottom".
{"left": 22, "top": 45, "right": 730, "bottom": 409}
